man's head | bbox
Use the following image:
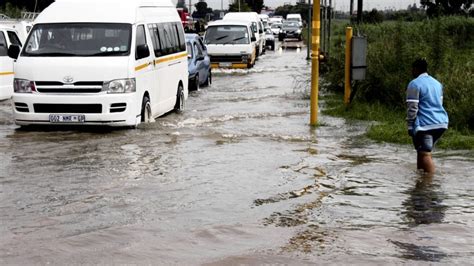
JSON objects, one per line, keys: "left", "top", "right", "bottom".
{"left": 412, "top": 58, "right": 428, "bottom": 78}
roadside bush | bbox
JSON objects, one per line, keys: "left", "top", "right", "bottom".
{"left": 325, "top": 17, "right": 474, "bottom": 131}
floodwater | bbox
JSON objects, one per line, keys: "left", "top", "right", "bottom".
{"left": 1, "top": 47, "right": 473, "bottom": 265}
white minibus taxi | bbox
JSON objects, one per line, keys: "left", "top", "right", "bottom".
{"left": 1, "top": 27, "right": 22, "bottom": 101}
{"left": 204, "top": 20, "right": 257, "bottom": 69}
{"left": 223, "top": 12, "right": 265, "bottom": 56}
{"left": 286, "top": 14, "right": 303, "bottom": 27}
{"left": 0, "top": 20, "right": 33, "bottom": 43}
{"left": 8, "top": 0, "right": 188, "bottom": 127}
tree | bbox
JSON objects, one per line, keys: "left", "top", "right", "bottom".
{"left": 421, "top": 0, "right": 473, "bottom": 17}
{"left": 244, "top": 0, "right": 264, "bottom": 13}
{"left": 274, "top": 4, "right": 292, "bottom": 19}
{"left": 1, "top": 0, "right": 54, "bottom": 12}
{"left": 274, "top": 3, "right": 311, "bottom": 22}
{"left": 362, "top": 8, "right": 384, "bottom": 23}
{"left": 228, "top": 1, "right": 252, "bottom": 12}
{"left": 193, "top": 1, "right": 212, "bottom": 19}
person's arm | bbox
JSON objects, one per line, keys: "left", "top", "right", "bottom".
{"left": 406, "top": 83, "right": 419, "bottom": 136}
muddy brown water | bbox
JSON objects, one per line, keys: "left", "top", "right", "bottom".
{"left": 0, "top": 47, "right": 473, "bottom": 265}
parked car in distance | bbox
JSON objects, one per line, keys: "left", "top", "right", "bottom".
{"left": 204, "top": 20, "right": 257, "bottom": 69}
{"left": 1, "top": 27, "right": 22, "bottom": 101}
{"left": 185, "top": 34, "right": 211, "bottom": 91}
{"left": 271, "top": 23, "right": 282, "bottom": 36}
{"left": 264, "top": 27, "right": 275, "bottom": 51}
{"left": 279, "top": 21, "right": 302, "bottom": 41}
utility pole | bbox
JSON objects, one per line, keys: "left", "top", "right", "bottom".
{"left": 189, "top": 0, "right": 192, "bottom": 14}
{"left": 350, "top": 0, "right": 354, "bottom": 16}
{"left": 328, "top": 0, "right": 332, "bottom": 58}
{"left": 322, "top": 0, "right": 327, "bottom": 55}
{"left": 310, "top": 0, "right": 320, "bottom": 125}
{"left": 306, "top": 0, "right": 312, "bottom": 60}
{"left": 357, "top": 0, "right": 363, "bottom": 24}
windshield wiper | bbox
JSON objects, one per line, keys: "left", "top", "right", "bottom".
{"left": 90, "top": 51, "right": 127, "bottom": 56}
{"left": 214, "top": 35, "right": 229, "bottom": 41}
{"left": 28, "top": 52, "right": 78, "bottom": 56}
{"left": 223, "top": 36, "right": 246, "bottom": 44}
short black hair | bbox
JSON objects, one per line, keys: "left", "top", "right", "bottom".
{"left": 412, "top": 58, "right": 428, "bottom": 73}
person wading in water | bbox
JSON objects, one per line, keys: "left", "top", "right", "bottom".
{"left": 406, "top": 58, "right": 449, "bottom": 174}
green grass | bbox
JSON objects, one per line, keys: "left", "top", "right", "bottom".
{"left": 324, "top": 17, "right": 474, "bottom": 132}
{"left": 322, "top": 93, "right": 474, "bottom": 150}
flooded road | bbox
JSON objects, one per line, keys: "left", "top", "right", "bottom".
{"left": 1, "top": 47, "right": 473, "bottom": 265}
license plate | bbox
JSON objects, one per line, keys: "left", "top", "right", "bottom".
{"left": 219, "top": 62, "right": 232, "bottom": 67}
{"left": 49, "top": 114, "right": 85, "bottom": 123}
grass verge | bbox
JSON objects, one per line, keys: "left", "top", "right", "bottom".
{"left": 322, "top": 93, "right": 474, "bottom": 150}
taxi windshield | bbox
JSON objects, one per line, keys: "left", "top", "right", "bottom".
{"left": 22, "top": 23, "right": 132, "bottom": 57}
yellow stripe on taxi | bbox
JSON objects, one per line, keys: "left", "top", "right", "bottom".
{"left": 0, "top": 72, "right": 14, "bottom": 76}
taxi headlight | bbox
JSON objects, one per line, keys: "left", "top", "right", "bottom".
{"left": 14, "top": 79, "right": 36, "bottom": 93}
{"left": 103, "top": 78, "right": 136, "bottom": 94}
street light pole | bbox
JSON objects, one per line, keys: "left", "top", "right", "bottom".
{"left": 306, "top": 0, "right": 312, "bottom": 60}
{"left": 357, "top": 0, "right": 363, "bottom": 24}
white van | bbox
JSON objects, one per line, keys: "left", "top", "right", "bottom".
{"left": 0, "top": 20, "right": 33, "bottom": 43}
{"left": 8, "top": 0, "right": 188, "bottom": 127}
{"left": 223, "top": 12, "right": 265, "bottom": 56}
{"left": 286, "top": 14, "right": 303, "bottom": 27}
{"left": 269, "top": 17, "right": 283, "bottom": 24}
{"left": 258, "top": 14, "right": 269, "bottom": 27}
{"left": 204, "top": 20, "right": 257, "bottom": 69}
{"left": 0, "top": 27, "right": 22, "bottom": 101}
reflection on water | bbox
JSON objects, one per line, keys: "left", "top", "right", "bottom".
{"left": 402, "top": 174, "right": 447, "bottom": 225}
{"left": 391, "top": 240, "right": 447, "bottom": 262}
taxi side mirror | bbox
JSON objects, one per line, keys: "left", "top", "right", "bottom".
{"left": 8, "top": 45, "right": 21, "bottom": 59}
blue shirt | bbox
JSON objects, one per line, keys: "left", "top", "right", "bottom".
{"left": 406, "top": 73, "right": 449, "bottom": 133}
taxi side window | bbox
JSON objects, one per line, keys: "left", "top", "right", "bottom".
{"left": 135, "top": 24, "right": 149, "bottom": 60}
{"left": 7, "top": 31, "right": 22, "bottom": 47}
{"left": 0, "top": 32, "right": 7, "bottom": 56}
{"left": 165, "top": 23, "right": 179, "bottom": 54}
{"left": 145, "top": 22, "right": 185, "bottom": 57}
{"left": 174, "top": 22, "right": 186, "bottom": 52}
{"left": 148, "top": 24, "right": 162, "bottom": 57}
{"left": 159, "top": 23, "right": 173, "bottom": 55}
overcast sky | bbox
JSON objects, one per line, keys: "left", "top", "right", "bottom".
{"left": 173, "top": 0, "right": 419, "bottom": 11}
